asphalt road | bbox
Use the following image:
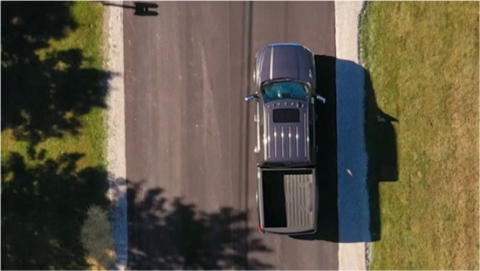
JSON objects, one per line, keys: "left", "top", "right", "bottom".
{"left": 123, "top": 1, "right": 337, "bottom": 269}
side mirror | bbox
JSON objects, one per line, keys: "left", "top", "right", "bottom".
{"left": 315, "top": 94, "right": 326, "bottom": 104}
{"left": 245, "top": 93, "right": 259, "bottom": 102}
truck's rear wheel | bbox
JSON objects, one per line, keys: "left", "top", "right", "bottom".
{"left": 256, "top": 192, "right": 265, "bottom": 233}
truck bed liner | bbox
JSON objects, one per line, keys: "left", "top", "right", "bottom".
{"left": 261, "top": 169, "right": 315, "bottom": 230}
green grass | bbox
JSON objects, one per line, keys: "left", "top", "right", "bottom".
{"left": 2, "top": 1, "right": 106, "bottom": 169}
{"left": 1, "top": 2, "right": 109, "bottom": 269}
{"left": 361, "top": 2, "right": 479, "bottom": 270}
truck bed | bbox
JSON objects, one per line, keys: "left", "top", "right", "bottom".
{"left": 259, "top": 168, "right": 317, "bottom": 234}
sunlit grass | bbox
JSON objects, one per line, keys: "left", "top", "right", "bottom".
{"left": 361, "top": 2, "right": 479, "bottom": 270}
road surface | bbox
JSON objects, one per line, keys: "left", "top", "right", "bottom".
{"left": 122, "top": 1, "right": 337, "bottom": 269}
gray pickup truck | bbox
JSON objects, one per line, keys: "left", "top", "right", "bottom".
{"left": 245, "top": 43, "right": 326, "bottom": 235}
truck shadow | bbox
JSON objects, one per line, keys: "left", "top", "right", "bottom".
{"left": 291, "top": 55, "right": 398, "bottom": 243}
{"left": 127, "top": 181, "right": 273, "bottom": 270}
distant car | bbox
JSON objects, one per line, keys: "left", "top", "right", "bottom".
{"left": 245, "top": 43, "right": 326, "bottom": 235}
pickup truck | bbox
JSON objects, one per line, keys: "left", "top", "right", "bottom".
{"left": 245, "top": 43, "right": 326, "bottom": 235}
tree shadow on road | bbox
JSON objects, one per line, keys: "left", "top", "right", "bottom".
{"left": 1, "top": 150, "right": 110, "bottom": 270}
{"left": 291, "top": 55, "right": 398, "bottom": 243}
{"left": 1, "top": 1, "right": 112, "bottom": 146}
{"left": 127, "top": 181, "right": 273, "bottom": 270}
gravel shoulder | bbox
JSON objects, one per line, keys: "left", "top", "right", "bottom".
{"left": 103, "top": 2, "right": 127, "bottom": 270}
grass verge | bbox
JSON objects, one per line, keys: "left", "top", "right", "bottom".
{"left": 1, "top": 2, "right": 114, "bottom": 269}
{"left": 361, "top": 2, "right": 479, "bottom": 270}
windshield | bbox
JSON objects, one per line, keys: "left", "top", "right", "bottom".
{"left": 262, "top": 81, "right": 309, "bottom": 103}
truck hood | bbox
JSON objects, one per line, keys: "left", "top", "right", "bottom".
{"left": 256, "top": 43, "right": 314, "bottom": 85}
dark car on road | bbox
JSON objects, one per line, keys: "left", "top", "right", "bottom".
{"left": 245, "top": 43, "right": 326, "bottom": 235}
